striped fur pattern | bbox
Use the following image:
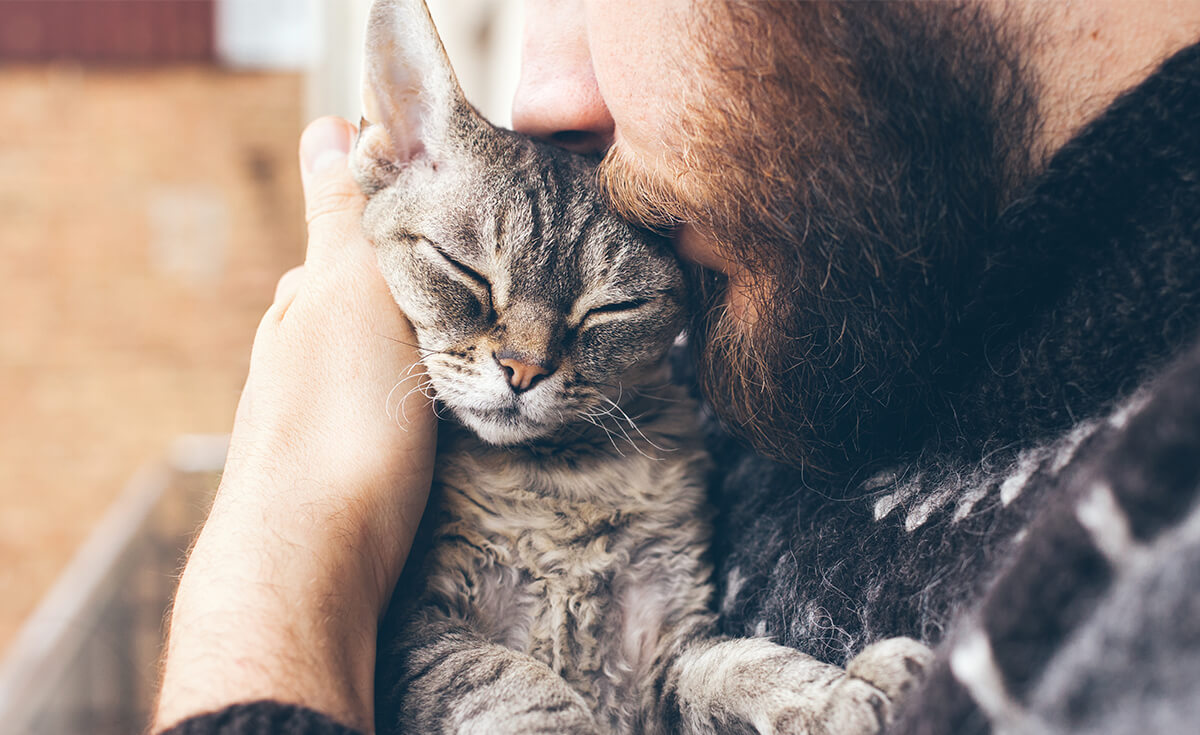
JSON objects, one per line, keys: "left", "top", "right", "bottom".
{"left": 353, "top": 2, "right": 932, "bottom": 733}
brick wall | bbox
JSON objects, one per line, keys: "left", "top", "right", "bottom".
{"left": 0, "top": 0, "right": 214, "bottom": 63}
{"left": 0, "top": 64, "right": 305, "bottom": 649}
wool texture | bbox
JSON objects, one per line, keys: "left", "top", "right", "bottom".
{"left": 707, "top": 41, "right": 1200, "bottom": 734}
{"left": 155, "top": 701, "right": 360, "bottom": 735}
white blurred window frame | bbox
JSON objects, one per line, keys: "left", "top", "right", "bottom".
{"left": 215, "top": 0, "right": 320, "bottom": 70}
{"left": 304, "top": 0, "right": 523, "bottom": 128}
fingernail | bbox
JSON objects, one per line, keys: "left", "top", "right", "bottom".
{"left": 301, "top": 117, "right": 353, "bottom": 175}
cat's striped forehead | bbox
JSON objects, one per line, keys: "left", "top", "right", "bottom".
{"left": 464, "top": 138, "right": 677, "bottom": 311}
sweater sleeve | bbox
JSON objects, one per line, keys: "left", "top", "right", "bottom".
{"left": 156, "top": 701, "right": 365, "bottom": 735}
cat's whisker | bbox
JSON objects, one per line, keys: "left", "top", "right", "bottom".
{"left": 612, "top": 419, "right": 660, "bottom": 461}
{"left": 581, "top": 411, "right": 614, "bottom": 446}
{"left": 583, "top": 396, "right": 622, "bottom": 421}
{"left": 381, "top": 334, "right": 456, "bottom": 358}
{"left": 587, "top": 401, "right": 661, "bottom": 461}
{"left": 386, "top": 371, "right": 432, "bottom": 429}
{"left": 601, "top": 395, "right": 676, "bottom": 455}
{"left": 581, "top": 413, "right": 626, "bottom": 458}
{"left": 399, "top": 379, "right": 437, "bottom": 425}
{"left": 431, "top": 399, "right": 453, "bottom": 422}
{"left": 386, "top": 371, "right": 437, "bottom": 429}
{"left": 581, "top": 405, "right": 617, "bottom": 420}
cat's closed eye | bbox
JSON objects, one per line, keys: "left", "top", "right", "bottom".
{"left": 427, "top": 242, "right": 493, "bottom": 309}
{"left": 587, "top": 298, "right": 649, "bottom": 316}
{"left": 353, "top": 0, "right": 685, "bottom": 445}
{"left": 580, "top": 298, "right": 652, "bottom": 327}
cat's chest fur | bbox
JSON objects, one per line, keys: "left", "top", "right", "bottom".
{"left": 415, "top": 397, "right": 714, "bottom": 708}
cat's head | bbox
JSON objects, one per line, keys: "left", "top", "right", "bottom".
{"left": 350, "top": 0, "right": 685, "bottom": 445}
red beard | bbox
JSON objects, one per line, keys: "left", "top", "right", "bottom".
{"left": 598, "top": 1, "right": 1041, "bottom": 475}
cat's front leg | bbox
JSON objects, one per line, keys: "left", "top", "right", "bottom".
{"left": 378, "top": 622, "right": 602, "bottom": 735}
{"left": 651, "top": 635, "right": 931, "bottom": 735}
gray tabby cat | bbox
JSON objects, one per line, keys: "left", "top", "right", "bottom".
{"left": 351, "top": 2, "right": 931, "bottom": 733}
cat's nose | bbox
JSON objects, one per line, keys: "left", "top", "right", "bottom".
{"left": 495, "top": 351, "right": 554, "bottom": 393}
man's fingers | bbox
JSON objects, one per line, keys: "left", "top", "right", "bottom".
{"left": 299, "top": 117, "right": 369, "bottom": 264}
{"left": 274, "top": 265, "right": 306, "bottom": 306}
{"left": 257, "top": 264, "right": 307, "bottom": 329}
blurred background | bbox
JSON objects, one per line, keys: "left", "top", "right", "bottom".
{"left": 0, "top": 1, "right": 520, "bottom": 732}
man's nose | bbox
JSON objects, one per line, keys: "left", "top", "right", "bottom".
{"left": 512, "top": 0, "right": 614, "bottom": 154}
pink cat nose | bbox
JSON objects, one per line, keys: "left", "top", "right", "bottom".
{"left": 495, "top": 352, "right": 553, "bottom": 393}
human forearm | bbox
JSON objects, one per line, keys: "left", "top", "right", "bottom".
{"left": 154, "top": 116, "right": 437, "bottom": 733}
{"left": 155, "top": 484, "right": 404, "bottom": 732}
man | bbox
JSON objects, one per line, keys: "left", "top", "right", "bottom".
{"left": 155, "top": 1, "right": 1200, "bottom": 733}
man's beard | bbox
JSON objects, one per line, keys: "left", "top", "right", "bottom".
{"left": 598, "top": 2, "right": 1042, "bottom": 478}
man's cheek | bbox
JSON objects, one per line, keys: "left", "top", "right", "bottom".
{"left": 673, "top": 225, "right": 735, "bottom": 274}
{"left": 582, "top": 0, "right": 694, "bottom": 154}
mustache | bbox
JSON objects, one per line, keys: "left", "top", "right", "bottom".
{"left": 595, "top": 141, "right": 691, "bottom": 235}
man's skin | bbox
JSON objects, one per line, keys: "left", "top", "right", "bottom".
{"left": 155, "top": 119, "right": 438, "bottom": 733}
{"left": 515, "top": 0, "right": 1200, "bottom": 314}
{"left": 154, "top": 1, "right": 1200, "bottom": 731}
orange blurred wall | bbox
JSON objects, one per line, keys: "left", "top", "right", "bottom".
{"left": 0, "top": 62, "right": 306, "bottom": 650}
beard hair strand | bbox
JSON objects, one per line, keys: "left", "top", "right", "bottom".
{"left": 599, "top": 1, "right": 1042, "bottom": 479}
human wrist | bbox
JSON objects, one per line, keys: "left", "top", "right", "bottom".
{"left": 154, "top": 452, "right": 434, "bottom": 730}
{"left": 205, "top": 480, "right": 404, "bottom": 612}
{"left": 212, "top": 426, "right": 434, "bottom": 607}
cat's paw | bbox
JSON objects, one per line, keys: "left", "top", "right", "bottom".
{"left": 669, "top": 636, "right": 931, "bottom": 735}
{"left": 845, "top": 636, "right": 933, "bottom": 704}
{"left": 756, "top": 670, "right": 884, "bottom": 735}
{"left": 736, "top": 657, "right": 881, "bottom": 735}
{"left": 793, "top": 677, "right": 888, "bottom": 735}
{"left": 769, "top": 638, "right": 932, "bottom": 735}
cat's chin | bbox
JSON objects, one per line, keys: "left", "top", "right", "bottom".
{"left": 455, "top": 410, "right": 557, "bottom": 446}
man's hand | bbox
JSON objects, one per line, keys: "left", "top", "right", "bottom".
{"left": 154, "top": 117, "right": 437, "bottom": 733}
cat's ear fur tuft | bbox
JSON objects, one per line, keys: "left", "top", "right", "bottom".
{"left": 353, "top": 0, "right": 479, "bottom": 192}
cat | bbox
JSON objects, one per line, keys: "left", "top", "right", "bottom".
{"left": 350, "top": 2, "right": 931, "bottom": 733}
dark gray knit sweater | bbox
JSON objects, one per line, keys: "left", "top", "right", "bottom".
{"left": 707, "top": 40, "right": 1200, "bottom": 735}
{"left": 162, "top": 41, "right": 1200, "bottom": 735}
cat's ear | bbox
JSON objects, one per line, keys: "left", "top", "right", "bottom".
{"left": 354, "top": 0, "right": 480, "bottom": 191}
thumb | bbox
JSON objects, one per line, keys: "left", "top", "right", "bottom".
{"left": 299, "top": 117, "right": 368, "bottom": 264}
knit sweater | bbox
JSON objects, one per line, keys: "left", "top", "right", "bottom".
{"left": 161, "top": 41, "right": 1200, "bottom": 735}
{"left": 708, "top": 40, "right": 1200, "bottom": 734}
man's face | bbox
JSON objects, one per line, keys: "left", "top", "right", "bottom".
{"left": 514, "top": 0, "right": 730, "bottom": 265}
{"left": 514, "top": 1, "right": 1039, "bottom": 474}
